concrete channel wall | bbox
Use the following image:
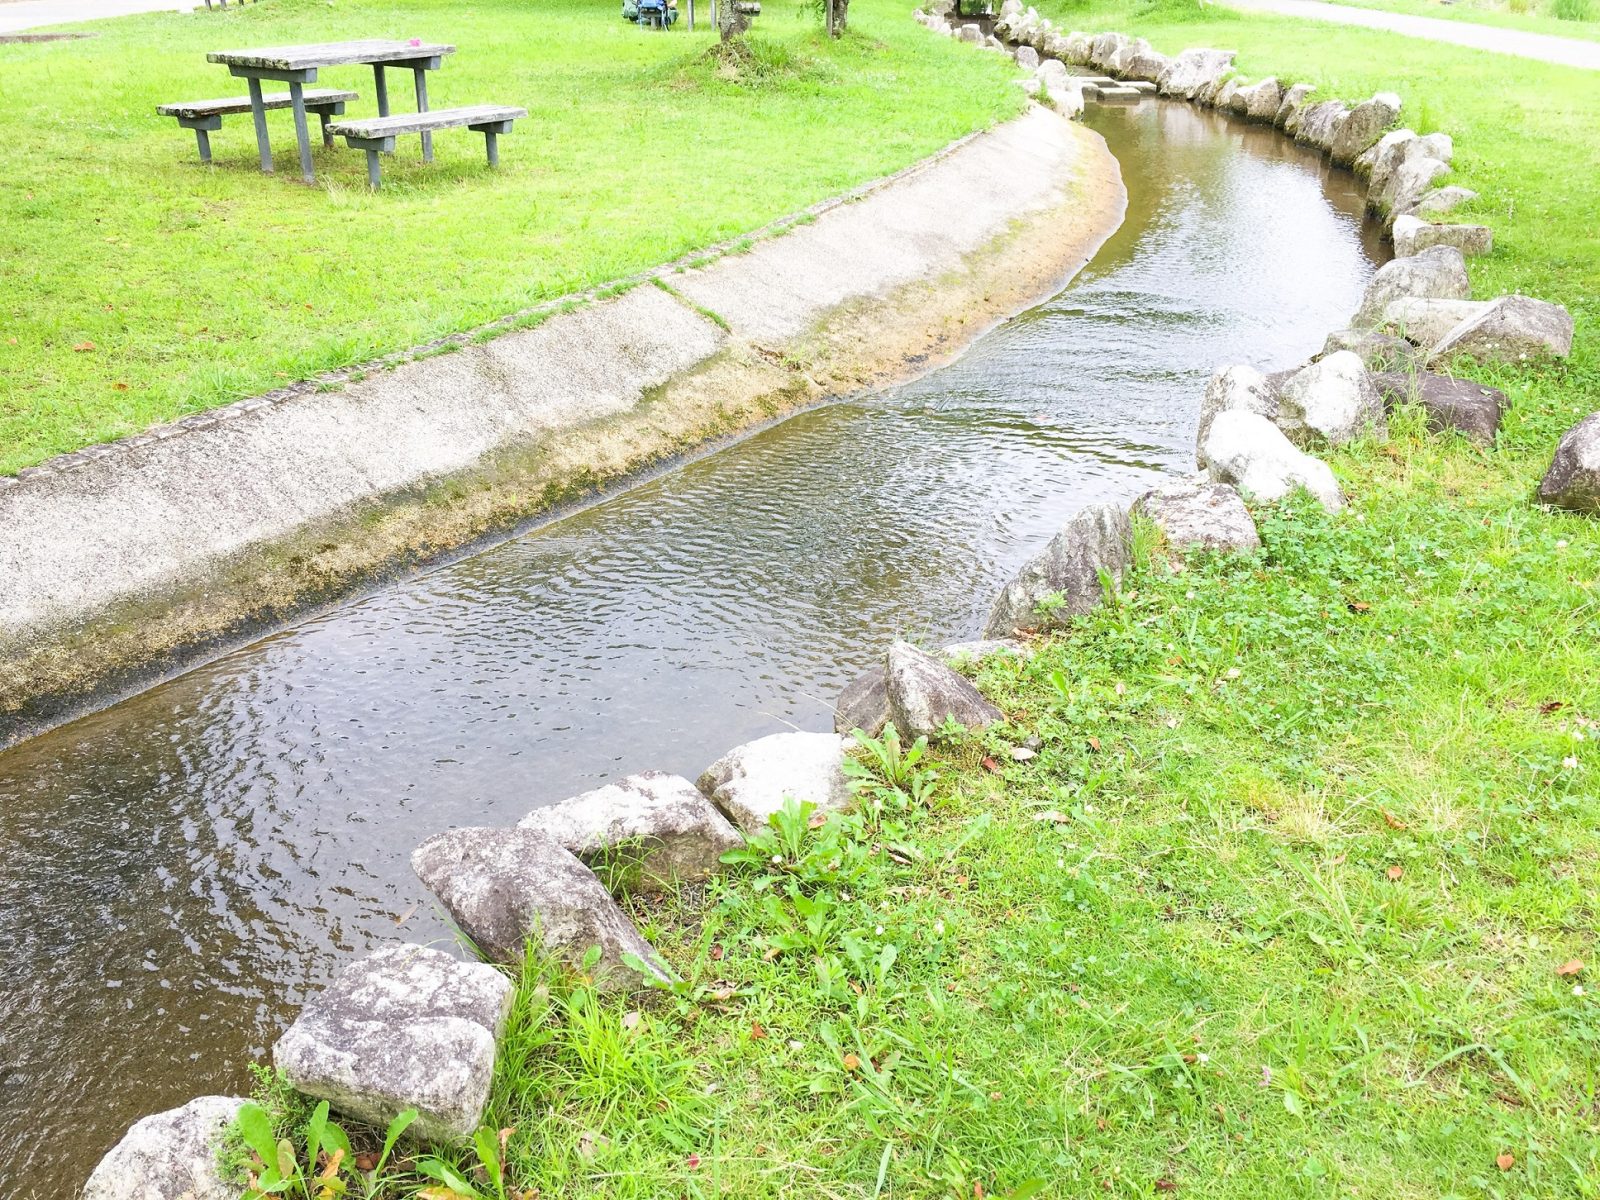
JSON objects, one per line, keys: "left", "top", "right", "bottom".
{"left": 0, "top": 106, "right": 1125, "bottom": 747}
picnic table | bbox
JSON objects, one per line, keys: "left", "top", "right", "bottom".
{"left": 205, "top": 39, "right": 455, "bottom": 183}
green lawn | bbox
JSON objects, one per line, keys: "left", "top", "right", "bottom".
{"left": 0, "top": 0, "right": 1020, "bottom": 475}
{"left": 1310, "top": 0, "right": 1600, "bottom": 45}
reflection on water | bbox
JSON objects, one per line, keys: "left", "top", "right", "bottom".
{"left": 0, "top": 99, "right": 1382, "bottom": 1198}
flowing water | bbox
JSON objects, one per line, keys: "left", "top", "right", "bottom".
{"left": 0, "top": 98, "right": 1385, "bottom": 1198}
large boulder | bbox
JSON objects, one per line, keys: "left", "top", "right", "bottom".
{"left": 83, "top": 1096, "right": 247, "bottom": 1200}
{"left": 835, "top": 666, "right": 891, "bottom": 738}
{"left": 1274, "top": 82, "right": 1315, "bottom": 130}
{"left": 1123, "top": 47, "right": 1171, "bottom": 83}
{"left": 1414, "top": 185, "right": 1478, "bottom": 219}
{"left": 1321, "top": 327, "right": 1427, "bottom": 372}
{"left": 1234, "top": 77, "right": 1284, "bottom": 122}
{"left": 1537, "top": 412, "right": 1600, "bottom": 513}
{"left": 884, "top": 640, "right": 1004, "bottom": 739}
{"left": 1351, "top": 244, "right": 1470, "bottom": 328}
{"left": 957, "top": 23, "right": 983, "bottom": 44}
{"left": 1014, "top": 44, "right": 1040, "bottom": 70}
{"left": 1212, "top": 77, "right": 1242, "bottom": 113}
{"left": 1385, "top": 154, "right": 1453, "bottom": 220}
{"left": 984, "top": 503, "right": 1133, "bottom": 637}
{"left": 411, "top": 829, "right": 670, "bottom": 986}
{"left": 1294, "top": 100, "right": 1349, "bottom": 153}
{"left": 274, "top": 945, "right": 514, "bottom": 1142}
{"left": 1090, "top": 30, "right": 1129, "bottom": 69}
{"left": 1391, "top": 214, "right": 1493, "bottom": 258}
{"left": 1036, "top": 58, "right": 1070, "bottom": 89}
{"left": 1106, "top": 36, "right": 1152, "bottom": 75}
{"left": 1428, "top": 294, "right": 1574, "bottom": 363}
{"left": 697, "top": 731, "right": 852, "bottom": 832}
{"left": 1134, "top": 479, "right": 1261, "bottom": 555}
{"left": 518, "top": 771, "right": 742, "bottom": 894}
{"left": 1380, "top": 297, "right": 1491, "bottom": 346}
{"left": 1157, "top": 47, "right": 1234, "bottom": 98}
{"left": 1063, "top": 30, "right": 1094, "bottom": 64}
{"left": 1047, "top": 81, "right": 1086, "bottom": 118}
{"left": 1276, "top": 351, "right": 1386, "bottom": 446}
{"left": 1330, "top": 92, "right": 1401, "bottom": 167}
{"left": 1200, "top": 410, "right": 1344, "bottom": 512}
{"left": 1372, "top": 371, "right": 1504, "bottom": 444}
{"left": 1195, "top": 364, "right": 1279, "bottom": 461}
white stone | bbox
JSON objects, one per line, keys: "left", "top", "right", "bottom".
{"left": 1134, "top": 479, "right": 1261, "bottom": 555}
{"left": 1351, "top": 244, "right": 1470, "bottom": 328}
{"left": 83, "top": 1096, "right": 247, "bottom": 1200}
{"left": 1380, "top": 297, "right": 1492, "bottom": 346}
{"left": 984, "top": 503, "right": 1132, "bottom": 637}
{"left": 1201, "top": 410, "right": 1344, "bottom": 512}
{"left": 1195, "top": 364, "right": 1279, "bottom": 462}
{"left": 1392, "top": 214, "right": 1493, "bottom": 258}
{"left": 697, "top": 731, "right": 852, "bottom": 833}
{"left": 1276, "top": 351, "right": 1387, "bottom": 446}
{"left": 1429, "top": 294, "right": 1574, "bottom": 363}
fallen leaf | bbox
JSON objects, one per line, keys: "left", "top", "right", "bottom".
{"left": 621, "top": 1010, "right": 641, "bottom": 1030}
{"left": 750, "top": 1021, "right": 767, "bottom": 1040}
{"left": 1087, "top": 736, "right": 1101, "bottom": 752}
{"left": 1347, "top": 600, "right": 1371, "bottom": 613}
{"left": 1495, "top": 1152, "right": 1515, "bottom": 1171}
{"left": 73, "top": 340, "right": 96, "bottom": 352}
{"left": 1033, "top": 810, "right": 1070, "bottom": 823}
{"left": 981, "top": 756, "right": 1002, "bottom": 773}
{"left": 843, "top": 1052, "right": 860, "bottom": 1071}
{"left": 1556, "top": 959, "right": 1584, "bottom": 977}
{"left": 686, "top": 1154, "right": 701, "bottom": 1170}
{"left": 354, "top": 1152, "right": 379, "bottom": 1171}
{"left": 1380, "top": 809, "right": 1407, "bottom": 830}
{"left": 709, "top": 943, "right": 724, "bottom": 961}
{"left": 808, "top": 810, "right": 828, "bottom": 828}
{"left": 1386, "top": 865, "right": 1404, "bottom": 881}
{"left": 1540, "top": 700, "right": 1567, "bottom": 715}
{"left": 762, "top": 946, "right": 782, "bottom": 962}
{"left": 112, "top": 381, "right": 130, "bottom": 391}
{"left": 1155, "top": 1179, "right": 1178, "bottom": 1192}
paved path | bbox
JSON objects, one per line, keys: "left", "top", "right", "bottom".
{"left": 1224, "top": 0, "right": 1600, "bottom": 69}
{"left": 0, "top": 0, "right": 192, "bottom": 35}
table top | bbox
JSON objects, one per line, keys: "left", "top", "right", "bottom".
{"left": 206, "top": 39, "right": 456, "bottom": 71}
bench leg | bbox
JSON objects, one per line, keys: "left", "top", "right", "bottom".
{"left": 195, "top": 127, "right": 212, "bottom": 164}
{"left": 246, "top": 77, "right": 273, "bottom": 173}
{"left": 318, "top": 110, "right": 333, "bottom": 148}
{"left": 288, "top": 81, "right": 315, "bottom": 184}
{"left": 483, "top": 131, "right": 499, "bottom": 168}
{"left": 413, "top": 67, "right": 433, "bottom": 163}
{"left": 364, "top": 147, "right": 382, "bottom": 190}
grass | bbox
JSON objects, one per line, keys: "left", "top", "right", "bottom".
{"left": 0, "top": 0, "right": 1021, "bottom": 475}
{"left": 222, "top": 5, "right": 1600, "bottom": 1198}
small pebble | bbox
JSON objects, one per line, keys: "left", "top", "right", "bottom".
{"left": 1024, "top": 735, "right": 1043, "bottom": 750}
{"left": 1010, "top": 746, "right": 1036, "bottom": 761}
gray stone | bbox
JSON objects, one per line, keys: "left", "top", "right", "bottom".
{"left": 1537, "top": 412, "right": 1600, "bottom": 513}
{"left": 1391, "top": 215, "right": 1493, "bottom": 258}
{"left": 1321, "top": 327, "right": 1427, "bottom": 372}
{"left": 697, "top": 731, "right": 853, "bottom": 833}
{"left": 1123, "top": 48, "right": 1171, "bottom": 83}
{"left": 984, "top": 503, "right": 1132, "bottom": 637}
{"left": 1201, "top": 410, "right": 1344, "bottom": 512}
{"left": 83, "top": 1096, "right": 247, "bottom": 1200}
{"left": 1330, "top": 92, "right": 1401, "bottom": 167}
{"left": 958, "top": 23, "right": 983, "bottom": 44}
{"left": 1134, "top": 479, "right": 1261, "bottom": 555}
{"left": 1156, "top": 47, "right": 1235, "bottom": 99}
{"left": 884, "top": 640, "right": 1004, "bottom": 739}
{"left": 1429, "top": 294, "right": 1574, "bottom": 363}
{"left": 1386, "top": 155, "right": 1453, "bottom": 220}
{"left": 1274, "top": 82, "right": 1314, "bottom": 130}
{"left": 1213, "top": 78, "right": 1241, "bottom": 113}
{"left": 1042, "top": 31, "right": 1071, "bottom": 59}
{"left": 410, "top": 828, "right": 670, "bottom": 987}
{"left": 1365, "top": 129, "right": 1417, "bottom": 202}
{"left": 1014, "top": 44, "right": 1040, "bottom": 70}
{"left": 1047, "top": 82, "right": 1086, "bottom": 118}
{"left": 1233, "top": 77, "right": 1283, "bottom": 122}
{"left": 1380, "top": 297, "right": 1492, "bottom": 347}
{"left": 517, "top": 771, "right": 742, "bottom": 894}
{"left": 1295, "top": 100, "right": 1349, "bottom": 153}
{"left": 273, "top": 945, "right": 514, "bottom": 1143}
{"left": 1414, "top": 186, "right": 1478, "bottom": 219}
{"left": 1105, "top": 36, "right": 1150, "bottom": 75}
{"left": 1090, "top": 31, "right": 1127, "bottom": 68}
{"left": 835, "top": 666, "right": 891, "bottom": 738}
{"left": 1351, "top": 244, "right": 1471, "bottom": 329}
{"left": 1195, "top": 364, "right": 1279, "bottom": 461}
{"left": 1035, "top": 58, "right": 1070, "bottom": 89}
{"left": 1371, "top": 371, "right": 1504, "bottom": 444}
{"left": 1276, "top": 351, "right": 1386, "bottom": 446}
{"left": 1063, "top": 31, "right": 1094, "bottom": 64}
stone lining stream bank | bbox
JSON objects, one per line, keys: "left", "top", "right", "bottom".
{"left": 0, "top": 106, "right": 1123, "bottom": 751}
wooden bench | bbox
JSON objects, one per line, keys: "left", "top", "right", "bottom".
{"left": 326, "top": 104, "right": 527, "bottom": 189}
{"left": 157, "top": 90, "right": 358, "bottom": 163}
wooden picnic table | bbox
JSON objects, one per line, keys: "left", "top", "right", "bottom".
{"left": 206, "top": 39, "right": 456, "bottom": 183}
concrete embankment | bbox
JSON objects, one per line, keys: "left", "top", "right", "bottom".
{"left": 0, "top": 105, "right": 1125, "bottom": 748}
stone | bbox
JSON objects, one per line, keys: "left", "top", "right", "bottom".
{"left": 1123, "top": 48, "right": 1171, "bottom": 83}
{"left": 1386, "top": 155, "right": 1452, "bottom": 220}
{"left": 1195, "top": 72, "right": 1231, "bottom": 108}
{"left": 1156, "top": 47, "right": 1235, "bottom": 99}
{"left": 985, "top": 35, "right": 1007, "bottom": 51}
{"left": 1014, "top": 44, "right": 1040, "bottom": 70}
{"left": 1329, "top": 92, "right": 1401, "bottom": 167}
{"left": 1213, "top": 78, "right": 1241, "bottom": 113}
{"left": 1063, "top": 31, "right": 1094, "bottom": 64}
{"left": 698, "top": 731, "right": 853, "bottom": 833}
{"left": 1274, "top": 82, "right": 1314, "bottom": 130}
{"left": 984, "top": 503, "right": 1132, "bottom": 637}
{"left": 1105, "top": 36, "right": 1151, "bottom": 75}
{"left": 517, "top": 771, "right": 742, "bottom": 894}
{"left": 1235, "top": 77, "right": 1283, "bottom": 122}
{"left": 1391, "top": 215, "right": 1493, "bottom": 258}
{"left": 1035, "top": 58, "right": 1070, "bottom": 89}
{"left": 273, "top": 945, "right": 514, "bottom": 1143}
{"left": 1351, "top": 244, "right": 1470, "bottom": 328}
{"left": 1090, "top": 30, "right": 1128, "bottom": 69}
{"left": 1537, "top": 412, "right": 1600, "bottom": 513}
{"left": 83, "top": 1096, "right": 247, "bottom": 1200}
{"left": 1041, "top": 31, "right": 1070, "bottom": 59}
{"left": 410, "top": 828, "right": 670, "bottom": 986}
{"left": 1380, "top": 297, "right": 1491, "bottom": 347}
{"left": 1371, "top": 371, "right": 1504, "bottom": 444}
{"left": 1414, "top": 185, "right": 1478, "bottom": 219}
{"left": 1276, "top": 351, "right": 1386, "bottom": 446}
{"left": 998, "top": 0, "right": 1022, "bottom": 17}
{"left": 1047, "top": 82, "right": 1086, "bottom": 118}
{"left": 1428, "top": 294, "right": 1574, "bottom": 363}
{"left": 1321, "top": 327, "right": 1427, "bottom": 372}
{"left": 1195, "top": 364, "right": 1279, "bottom": 461}
{"left": 884, "top": 640, "right": 1004, "bottom": 739}
{"left": 835, "top": 666, "right": 892, "bottom": 738}
{"left": 1294, "top": 100, "right": 1349, "bottom": 153}
{"left": 1134, "top": 479, "right": 1261, "bottom": 555}
{"left": 942, "top": 638, "right": 1032, "bottom": 665}
{"left": 1365, "top": 130, "right": 1416, "bottom": 202}
{"left": 1200, "top": 410, "right": 1344, "bottom": 512}
{"left": 958, "top": 23, "right": 983, "bottom": 44}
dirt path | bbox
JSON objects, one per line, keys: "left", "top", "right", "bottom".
{"left": 0, "top": 0, "right": 190, "bottom": 34}
{"left": 1225, "top": 0, "right": 1600, "bottom": 69}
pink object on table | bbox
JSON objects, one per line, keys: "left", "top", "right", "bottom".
{"left": 408, "top": 37, "right": 421, "bottom": 45}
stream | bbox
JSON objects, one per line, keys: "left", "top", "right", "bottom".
{"left": 0, "top": 97, "right": 1385, "bottom": 1198}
